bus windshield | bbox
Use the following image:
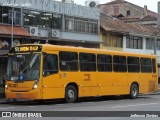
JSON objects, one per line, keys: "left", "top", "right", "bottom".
{"left": 7, "top": 53, "right": 40, "bottom": 81}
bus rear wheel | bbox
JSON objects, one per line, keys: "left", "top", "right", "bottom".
{"left": 130, "top": 84, "right": 139, "bottom": 99}
{"left": 65, "top": 85, "right": 77, "bottom": 103}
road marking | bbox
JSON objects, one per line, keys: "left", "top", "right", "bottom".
{"left": 40, "top": 105, "right": 47, "bottom": 107}
{"left": 0, "top": 107, "right": 15, "bottom": 110}
{"left": 55, "top": 104, "right": 65, "bottom": 106}
{"left": 79, "top": 102, "right": 95, "bottom": 104}
{"left": 112, "top": 103, "right": 158, "bottom": 109}
{"left": 28, "top": 106, "right": 37, "bottom": 107}
{"left": 86, "top": 102, "right": 95, "bottom": 104}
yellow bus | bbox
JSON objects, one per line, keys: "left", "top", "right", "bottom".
{"left": 5, "top": 44, "right": 158, "bottom": 103}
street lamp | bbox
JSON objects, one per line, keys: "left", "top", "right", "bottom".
{"left": 2, "top": 6, "right": 14, "bottom": 48}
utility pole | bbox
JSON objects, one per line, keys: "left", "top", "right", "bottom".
{"left": 11, "top": 6, "right": 14, "bottom": 48}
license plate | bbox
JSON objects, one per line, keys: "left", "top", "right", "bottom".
{"left": 16, "top": 93, "right": 22, "bottom": 97}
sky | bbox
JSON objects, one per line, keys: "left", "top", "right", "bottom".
{"left": 57, "top": 0, "right": 160, "bottom": 13}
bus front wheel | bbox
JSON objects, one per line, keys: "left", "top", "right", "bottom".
{"left": 130, "top": 84, "right": 139, "bottom": 99}
{"left": 65, "top": 85, "right": 77, "bottom": 103}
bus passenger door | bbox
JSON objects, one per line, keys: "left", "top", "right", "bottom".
{"left": 41, "top": 52, "right": 60, "bottom": 99}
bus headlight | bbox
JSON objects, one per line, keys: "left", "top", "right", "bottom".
{"left": 32, "top": 81, "right": 39, "bottom": 89}
{"left": 5, "top": 84, "right": 8, "bottom": 89}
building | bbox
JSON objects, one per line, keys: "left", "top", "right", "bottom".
{"left": 0, "top": 0, "right": 100, "bottom": 95}
{"left": 100, "top": 13, "right": 124, "bottom": 51}
{"left": 0, "top": 0, "right": 100, "bottom": 48}
{"left": 98, "top": 0, "right": 158, "bottom": 25}
{"left": 100, "top": 14, "right": 160, "bottom": 65}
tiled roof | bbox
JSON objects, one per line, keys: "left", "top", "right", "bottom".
{"left": 101, "top": 17, "right": 160, "bottom": 37}
{"left": 98, "top": 0, "right": 158, "bottom": 18}
{"left": 140, "top": 15, "right": 157, "bottom": 21}
{"left": 119, "top": 15, "right": 157, "bottom": 22}
{"left": 101, "top": 18, "right": 128, "bottom": 33}
{"left": 0, "top": 25, "right": 30, "bottom": 37}
{"left": 119, "top": 16, "right": 140, "bottom": 22}
{"left": 100, "top": 12, "right": 115, "bottom": 20}
{"left": 119, "top": 16, "right": 140, "bottom": 20}
{"left": 103, "top": 0, "right": 126, "bottom": 5}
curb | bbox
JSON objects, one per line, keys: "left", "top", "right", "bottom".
{"left": 147, "top": 93, "right": 160, "bottom": 95}
{"left": 0, "top": 99, "right": 6, "bottom": 104}
{"left": 142, "top": 91, "right": 160, "bottom": 96}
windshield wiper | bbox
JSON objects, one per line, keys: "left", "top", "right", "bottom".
{"left": 20, "top": 65, "right": 31, "bottom": 73}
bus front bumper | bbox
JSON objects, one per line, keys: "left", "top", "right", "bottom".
{"left": 5, "top": 89, "right": 41, "bottom": 100}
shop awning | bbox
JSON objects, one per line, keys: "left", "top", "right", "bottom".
{"left": 0, "top": 25, "right": 30, "bottom": 37}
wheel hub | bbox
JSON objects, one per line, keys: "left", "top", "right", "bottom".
{"left": 68, "top": 90, "right": 74, "bottom": 99}
{"left": 132, "top": 87, "right": 137, "bottom": 96}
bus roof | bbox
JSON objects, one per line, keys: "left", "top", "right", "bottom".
{"left": 15, "top": 44, "right": 156, "bottom": 58}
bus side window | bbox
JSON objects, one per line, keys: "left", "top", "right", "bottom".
{"left": 59, "top": 51, "right": 78, "bottom": 71}
{"left": 80, "top": 53, "right": 96, "bottom": 71}
{"left": 113, "top": 55, "right": 127, "bottom": 72}
{"left": 127, "top": 57, "right": 140, "bottom": 72}
{"left": 43, "top": 53, "right": 58, "bottom": 76}
{"left": 141, "top": 58, "right": 152, "bottom": 73}
{"left": 97, "top": 54, "right": 112, "bottom": 72}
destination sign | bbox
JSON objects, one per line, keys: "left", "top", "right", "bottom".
{"left": 10, "top": 46, "right": 42, "bottom": 53}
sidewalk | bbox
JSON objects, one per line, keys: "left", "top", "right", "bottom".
{"left": 0, "top": 93, "right": 6, "bottom": 103}
{"left": 0, "top": 98, "right": 6, "bottom": 103}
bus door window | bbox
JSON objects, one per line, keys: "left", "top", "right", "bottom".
{"left": 43, "top": 53, "right": 58, "bottom": 76}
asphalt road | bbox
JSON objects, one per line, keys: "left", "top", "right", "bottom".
{"left": 1, "top": 94, "right": 160, "bottom": 120}
{"left": 0, "top": 94, "right": 160, "bottom": 111}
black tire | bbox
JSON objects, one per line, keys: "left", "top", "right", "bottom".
{"left": 6, "top": 98, "right": 17, "bottom": 103}
{"left": 65, "top": 85, "right": 77, "bottom": 103}
{"left": 130, "top": 84, "right": 139, "bottom": 99}
{"left": 35, "top": 100, "right": 45, "bottom": 104}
